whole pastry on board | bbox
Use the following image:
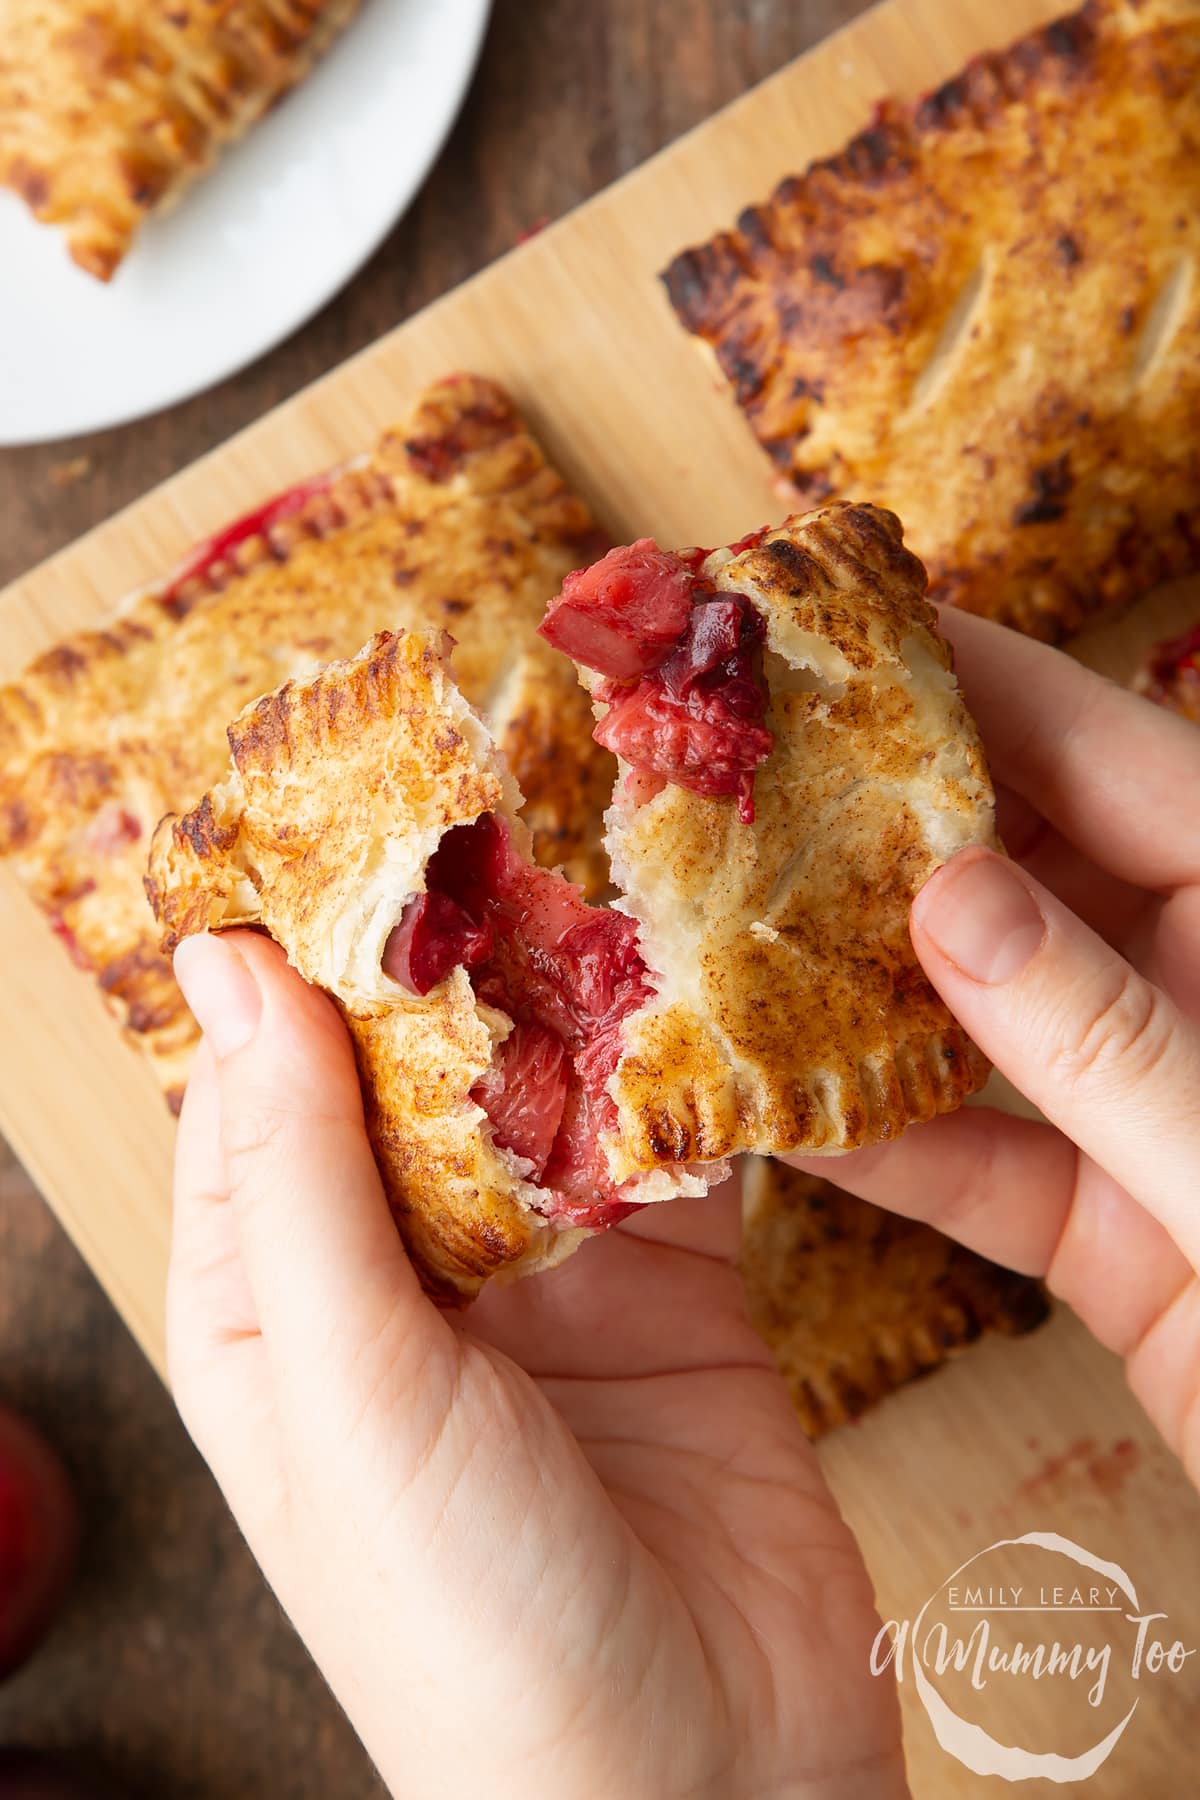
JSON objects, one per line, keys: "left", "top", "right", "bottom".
{"left": 740, "top": 1160, "right": 1050, "bottom": 1438}
{"left": 147, "top": 503, "right": 998, "bottom": 1300}
{"left": 0, "top": 0, "right": 363, "bottom": 280}
{"left": 662, "top": 0, "right": 1200, "bottom": 641}
{"left": 0, "top": 377, "right": 611, "bottom": 1110}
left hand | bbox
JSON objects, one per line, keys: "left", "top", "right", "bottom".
{"left": 169, "top": 929, "right": 906, "bottom": 1800}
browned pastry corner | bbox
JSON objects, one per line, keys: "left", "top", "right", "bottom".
{"left": 0, "top": 0, "right": 362, "bottom": 279}
{"left": 0, "top": 375, "right": 611, "bottom": 1111}
{"left": 662, "top": 0, "right": 1200, "bottom": 642}
{"left": 1133, "top": 618, "right": 1200, "bottom": 723}
{"left": 740, "top": 1160, "right": 1050, "bottom": 1437}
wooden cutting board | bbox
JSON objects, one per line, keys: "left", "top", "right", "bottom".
{"left": 2, "top": 0, "right": 1197, "bottom": 1786}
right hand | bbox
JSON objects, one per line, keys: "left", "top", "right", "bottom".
{"left": 787, "top": 606, "right": 1200, "bottom": 1485}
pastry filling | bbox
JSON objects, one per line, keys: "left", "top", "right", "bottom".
{"left": 1145, "top": 620, "right": 1200, "bottom": 699}
{"left": 157, "top": 472, "right": 337, "bottom": 607}
{"left": 539, "top": 538, "right": 774, "bottom": 822}
{"left": 382, "top": 814, "right": 652, "bottom": 1226}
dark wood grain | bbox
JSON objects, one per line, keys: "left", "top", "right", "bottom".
{"left": 0, "top": 3, "right": 869, "bottom": 1793}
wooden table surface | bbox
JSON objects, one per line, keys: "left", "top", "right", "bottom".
{"left": 0, "top": 4, "right": 870, "bottom": 1793}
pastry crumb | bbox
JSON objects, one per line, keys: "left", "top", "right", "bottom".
{"left": 48, "top": 457, "right": 92, "bottom": 489}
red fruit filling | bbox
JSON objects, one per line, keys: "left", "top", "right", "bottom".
{"left": 81, "top": 804, "right": 141, "bottom": 856}
{"left": 540, "top": 539, "right": 773, "bottom": 822}
{"left": 383, "top": 891, "right": 493, "bottom": 995}
{"left": 157, "top": 472, "right": 337, "bottom": 607}
{"left": 1146, "top": 621, "right": 1200, "bottom": 697}
{"left": 381, "top": 813, "right": 653, "bottom": 1227}
{"left": 540, "top": 538, "right": 695, "bottom": 679}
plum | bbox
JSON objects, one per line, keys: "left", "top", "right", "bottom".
{"left": 0, "top": 1405, "right": 79, "bottom": 1681}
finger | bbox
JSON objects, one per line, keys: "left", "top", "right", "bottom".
{"left": 938, "top": 606, "right": 1200, "bottom": 891}
{"left": 994, "top": 782, "right": 1150, "bottom": 952}
{"left": 169, "top": 1038, "right": 283, "bottom": 1522}
{"left": 619, "top": 1166, "right": 746, "bottom": 1260}
{"left": 912, "top": 847, "right": 1200, "bottom": 1265}
{"left": 785, "top": 1112, "right": 1191, "bottom": 1362}
{"left": 469, "top": 1172, "right": 761, "bottom": 1381}
{"left": 1150, "top": 886, "right": 1200, "bottom": 1024}
{"left": 170, "top": 1038, "right": 259, "bottom": 1361}
{"left": 173, "top": 932, "right": 447, "bottom": 1405}
{"left": 789, "top": 1108, "right": 1074, "bottom": 1276}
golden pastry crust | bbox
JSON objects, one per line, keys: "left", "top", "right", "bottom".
{"left": 0, "top": 0, "right": 362, "bottom": 279}
{"left": 740, "top": 1160, "right": 1050, "bottom": 1437}
{"left": 601, "top": 503, "right": 996, "bottom": 1172}
{"left": 662, "top": 0, "right": 1200, "bottom": 641}
{"left": 0, "top": 376, "right": 610, "bottom": 1111}
{"left": 147, "top": 510, "right": 992, "bottom": 1292}
{"left": 147, "top": 629, "right": 701, "bottom": 1300}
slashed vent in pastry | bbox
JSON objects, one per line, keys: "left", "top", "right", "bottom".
{"left": 148, "top": 504, "right": 995, "bottom": 1299}
{"left": 740, "top": 1160, "right": 1050, "bottom": 1438}
{"left": 0, "top": 377, "right": 611, "bottom": 1111}
{"left": 0, "top": 0, "right": 362, "bottom": 280}
{"left": 661, "top": 0, "right": 1200, "bottom": 642}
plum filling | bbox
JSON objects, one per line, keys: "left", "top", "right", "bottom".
{"left": 539, "top": 538, "right": 773, "bottom": 822}
{"left": 157, "top": 472, "right": 337, "bottom": 607}
{"left": 381, "top": 813, "right": 653, "bottom": 1227}
{"left": 1145, "top": 621, "right": 1200, "bottom": 701}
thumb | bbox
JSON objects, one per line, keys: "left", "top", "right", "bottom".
{"left": 173, "top": 931, "right": 436, "bottom": 1388}
{"left": 911, "top": 848, "right": 1200, "bottom": 1268}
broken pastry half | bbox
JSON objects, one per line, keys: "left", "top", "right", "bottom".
{"left": 148, "top": 501, "right": 996, "bottom": 1299}
{"left": 0, "top": 376, "right": 610, "bottom": 1111}
{"left": 0, "top": 0, "right": 362, "bottom": 280}
{"left": 662, "top": 0, "right": 1200, "bottom": 641}
{"left": 740, "top": 1160, "right": 1050, "bottom": 1438}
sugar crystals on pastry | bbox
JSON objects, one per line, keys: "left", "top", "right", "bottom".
{"left": 148, "top": 502, "right": 997, "bottom": 1299}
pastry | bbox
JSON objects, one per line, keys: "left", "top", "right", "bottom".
{"left": 661, "top": 0, "right": 1200, "bottom": 640}
{"left": 540, "top": 502, "right": 997, "bottom": 1167}
{"left": 0, "top": 0, "right": 362, "bottom": 280}
{"left": 0, "top": 376, "right": 611, "bottom": 1111}
{"left": 147, "top": 627, "right": 714, "bottom": 1299}
{"left": 740, "top": 1160, "right": 1050, "bottom": 1437}
{"left": 147, "top": 504, "right": 996, "bottom": 1298}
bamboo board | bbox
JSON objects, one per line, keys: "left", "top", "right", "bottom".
{"left": 2, "top": 0, "right": 1198, "bottom": 1787}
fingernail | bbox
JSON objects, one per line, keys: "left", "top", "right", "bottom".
{"left": 174, "top": 935, "right": 262, "bottom": 1058}
{"left": 914, "top": 850, "right": 1046, "bottom": 985}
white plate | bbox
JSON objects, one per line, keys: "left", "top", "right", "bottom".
{"left": 0, "top": 0, "right": 492, "bottom": 446}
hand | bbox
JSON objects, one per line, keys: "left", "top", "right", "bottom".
{"left": 169, "top": 931, "right": 907, "bottom": 1800}
{"left": 790, "top": 608, "right": 1200, "bottom": 1485}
